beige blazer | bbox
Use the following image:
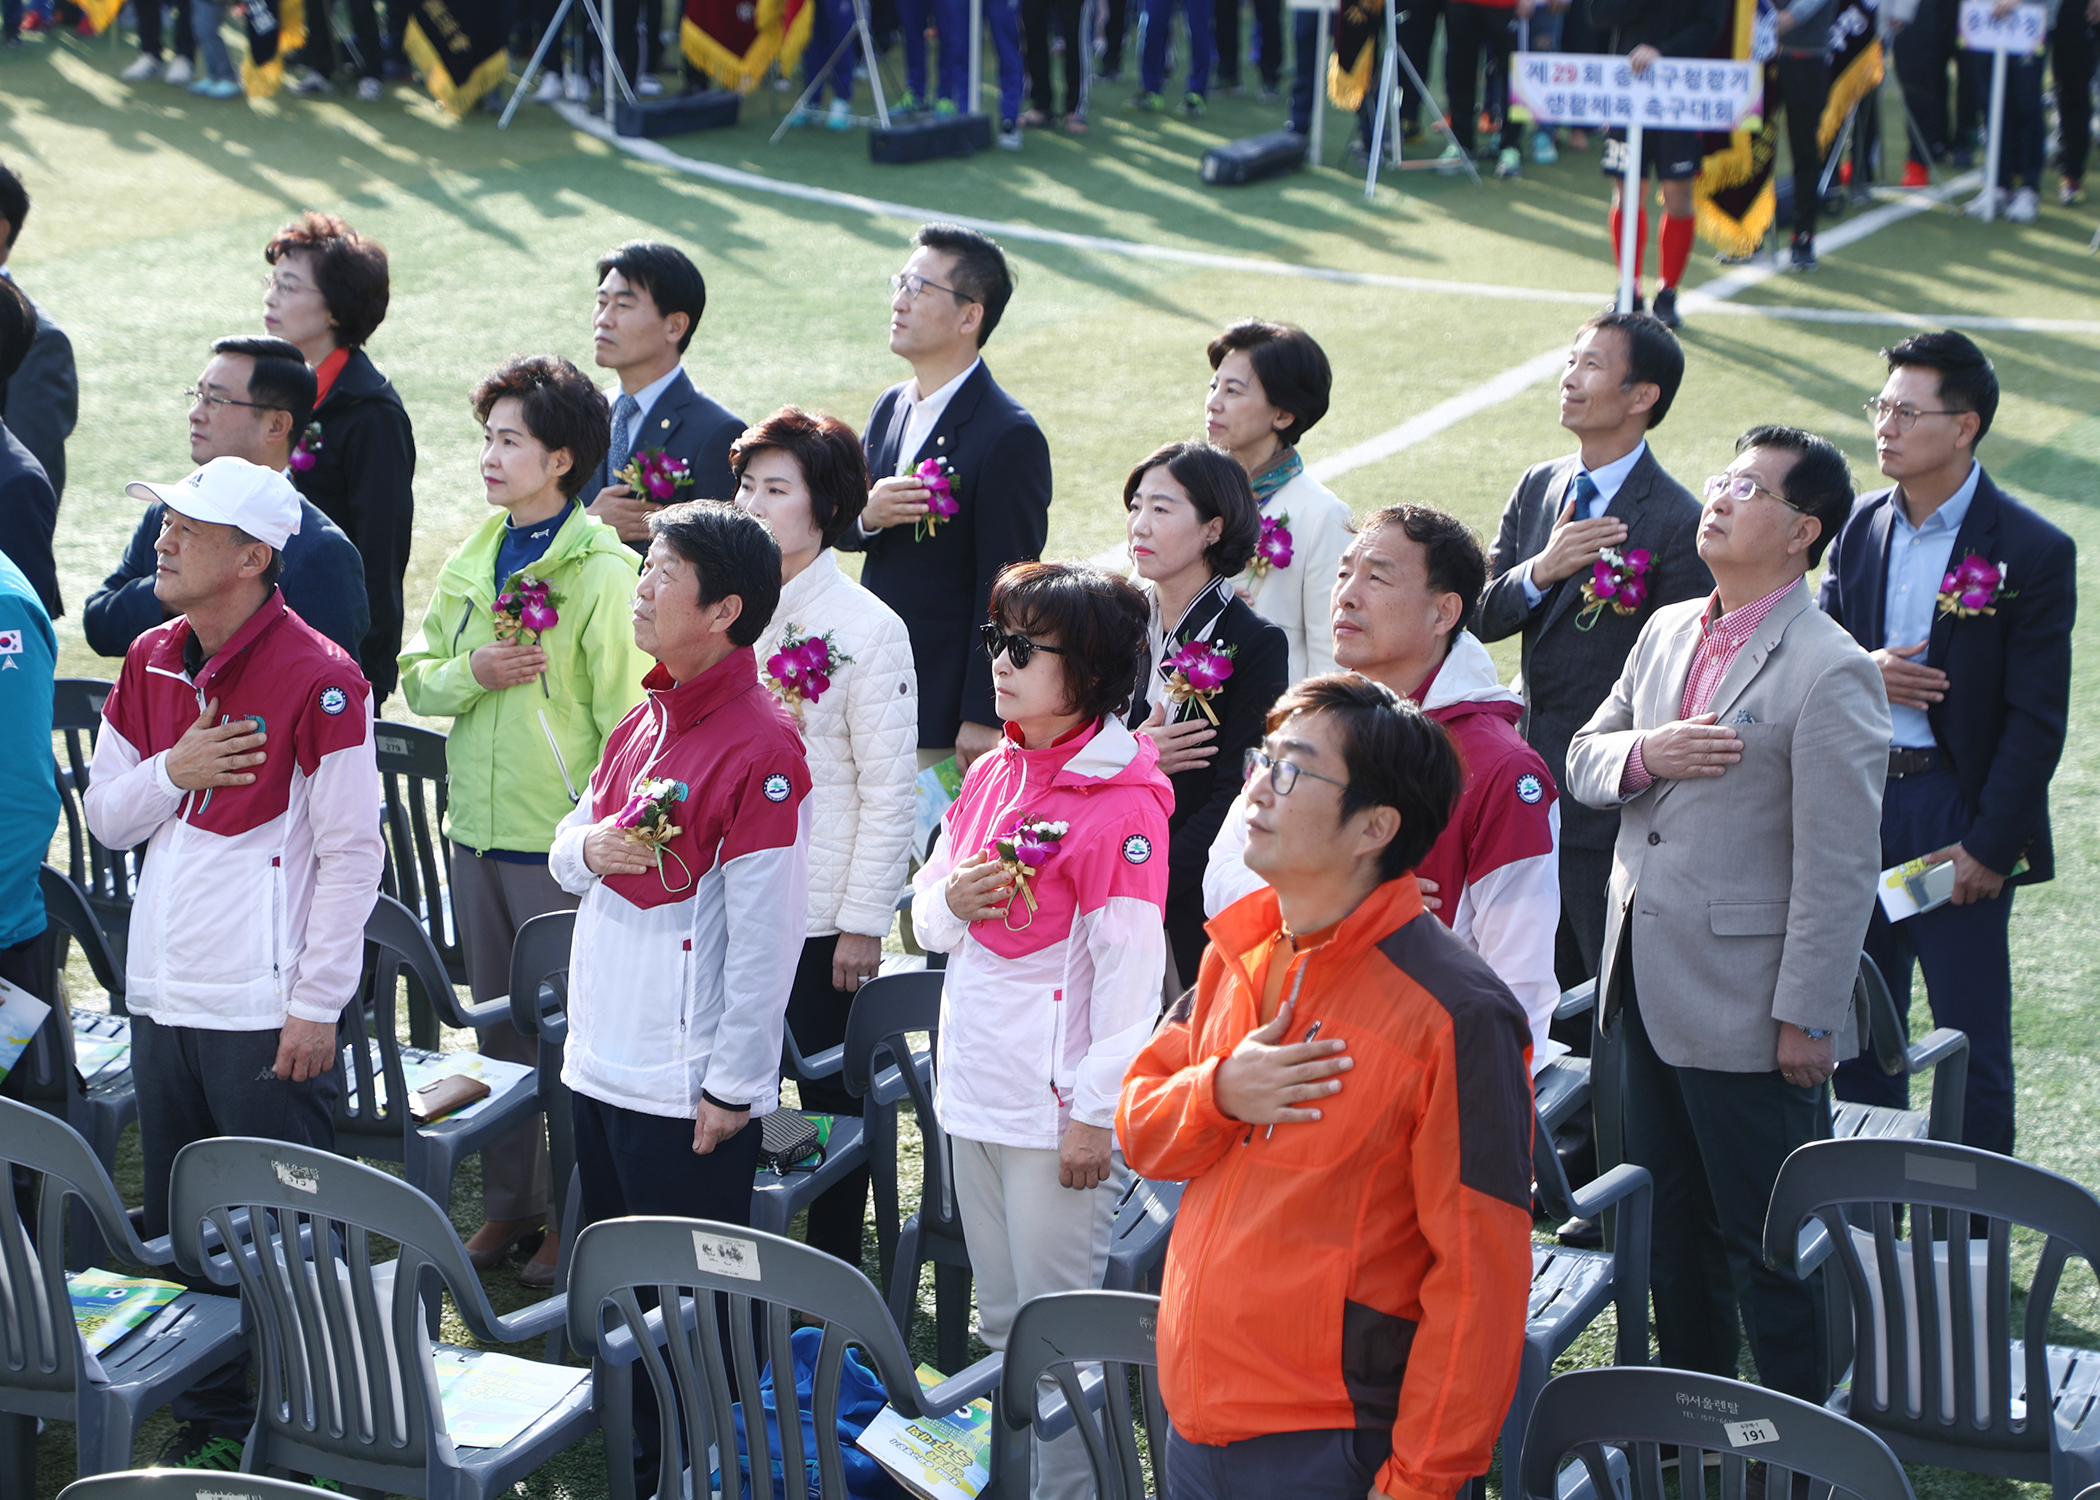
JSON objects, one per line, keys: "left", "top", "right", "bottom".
{"left": 1566, "top": 580, "right": 1891, "bottom": 1073}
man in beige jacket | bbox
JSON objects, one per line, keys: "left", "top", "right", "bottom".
{"left": 1567, "top": 424, "right": 1889, "bottom": 1403}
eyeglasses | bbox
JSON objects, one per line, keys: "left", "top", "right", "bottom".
{"left": 1242, "top": 747, "right": 1356, "bottom": 798}
{"left": 890, "top": 271, "right": 974, "bottom": 305}
{"left": 1862, "top": 398, "right": 1961, "bottom": 432}
{"left": 261, "top": 272, "right": 316, "bottom": 297}
{"left": 979, "top": 623, "right": 1066, "bottom": 670}
{"left": 1703, "top": 473, "right": 1802, "bottom": 511}
{"left": 184, "top": 385, "right": 274, "bottom": 413}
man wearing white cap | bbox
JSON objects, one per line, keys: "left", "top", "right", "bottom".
{"left": 83, "top": 455, "right": 384, "bottom": 1471}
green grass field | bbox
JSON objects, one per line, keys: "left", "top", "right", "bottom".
{"left": 7, "top": 19, "right": 2099, "bottom": 1498}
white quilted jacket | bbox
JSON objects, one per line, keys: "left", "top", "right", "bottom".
{"left": 753, "top": 550, "right": 919, "bottom": 938}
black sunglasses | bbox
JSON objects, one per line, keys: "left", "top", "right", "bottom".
{"left": 979, "top": 623, "right": 1066, "bottom": 670}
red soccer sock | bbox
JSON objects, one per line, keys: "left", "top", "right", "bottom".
{"left": 1659, "top": 213, "right": 1697, "bottom": 290}
{"left": 1607, "top": 204, "right": 1650, "bottom": 295}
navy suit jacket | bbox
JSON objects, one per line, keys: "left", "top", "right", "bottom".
{"left": 0, "top": 289, "right": 76, "bottom": 503}
{"left": 838, "top": 362, "right": 1053, "bottom": 747}
{"left": 0, "top": 421, "right": 59, "bottom": 620}
{"left": 593, "top": 369, "right": 746, "bottom": 555}
{"left": 1817, "top": 468, "right": 2076, "bottom": 885}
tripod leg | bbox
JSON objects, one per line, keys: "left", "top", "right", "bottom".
{"left": 770, "top": 24, "right": 864, "bottom": 139}
{"left": 499, "top": 0, "right": 577, "bottom": 126}
{"left": 1395, "top": 37, "right": 1483, "bottom": 181}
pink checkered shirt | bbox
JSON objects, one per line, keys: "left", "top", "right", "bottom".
{"left": 1622, "top": 579, "right": 1803, "bottom": 792}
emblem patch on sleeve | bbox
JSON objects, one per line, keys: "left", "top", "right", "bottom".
{"left": 1122, "top": 834, "right": 1152, "bottom": 864}
{"left": 319, "top": 686, "right": 348, "bottom": 716}
{"left": 763, "top": 773, "right": 792, "bottom": 803}
{"left": 1516, "top": 772, "right": 1544, "bottom": 804}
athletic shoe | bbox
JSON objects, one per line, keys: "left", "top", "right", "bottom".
{"left": 287, "top": 66, "right": 332, "bottom": 94}
{"left": 1019, "top": 107, "right": 1050, "bottom": 126}
{"left": 19, "top": 10, "right": 45, "bottom": 28}
{"left": 1599, "top": 291, "right": 1646, "bottom": 316}
{"left": 1256, "top": 86, "right": 1279, "bottom": 103}
{"left": 1837, "top": 159, "right": 1852, "bottom": 186}
{"left": 1651, "top": 286, "right": 1681, "bottom": 328}
{"left": 164, "top": 54, "right": 194, "bottom": 84}
{"left": 1962, "top": 186, "right": 2005, "bottom": 219}
{"left": 892, "top": 89, "right": 921, "bottom": 112}
{"left": 1787, "top": 230, "right": 1818, "bottom": 272}
{"left": 1495, "top": 146, "right": 1521, "bottom": 179}
{"left": 121, "top": 53, "right": 163, "bottom": 80}
{"left": 784, "top": 106, "right": 811, "bottom": 127}
{"left": 634, "top": 73, "right": 662, "bottom": 95}
{"left": 1901, "top": 159, "right": 1929, "bottom": 188}
{"left": 1532, "top": 129, "right": 1558, "bottom": 164}
{"left": 563, "top": 70, "right": 590, "bottom": 101}
{"left": 2005, "top": 186, "right": 2039, "bottom": 223}
{"left": 2063, "top": 176, "right": 2085, "bottom": 205}
{"left": 1181, "top": 91, "right": 1204, "bottom": 116}
{"left": 532, "top": 70, "right": 563, "bottom": 102}
{"left": 824, "top": 96, "right": 850, "bottom": 130}
{"left": 1434, "top": 142, "right": 1465, "bottom": 173}
{"left": 160, "top": 1422, "right": 245, "bottom": 1471}
{"left": 1063, "top": 113, "right": 1088, "bottom": 134}
{"left": 1130, "top": 91, "right": 1162, "bottom": 111}
{"left": 933, "top": 97, "right": 957, "bottom": 114}
{"left": 997, "top": 121, "right": 1024, "bottom": 149}
{"left": 190, "top": 75, "right": 242, "bottom": 98}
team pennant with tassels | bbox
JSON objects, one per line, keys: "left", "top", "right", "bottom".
{"left": 682, "top": 0, "right": 811, "bottom": 92}
{"left": 240, "top": 0, "right": 308, "bottom": 97}
{"left": 1326, "top": 0, "right": 1382, "bottom": 111}
{"left": 405, "top": 0, "right": 511, "bottom": 113}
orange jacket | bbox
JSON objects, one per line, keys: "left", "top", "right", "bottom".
{"left": 1116, "top": 876, "right": 1534, "bottom": 1500}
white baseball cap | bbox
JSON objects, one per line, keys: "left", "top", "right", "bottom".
{"left": 128, "top": 457, "right": 304, "bottom": 551}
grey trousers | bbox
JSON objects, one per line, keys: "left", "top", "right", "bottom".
{"left": 449, "top": 844, "right": 577, "bottom": 1223}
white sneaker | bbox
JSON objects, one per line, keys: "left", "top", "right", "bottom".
{"left": 286, "top": 65, "right": 332, "bottom": 94}
{"left": 1962, "top": 187, "right": 2005, "bottom": 219}
{"left": 357, "top": 75, "right": 382, "bottom": 100}
{"left": 163, "top": 54, "right": 193, "bottom": 84}
{"left": 636, "top": 73, "right": 663, "bottom": 95}
{"left": 120, "top": 53, "right": 162, "bottom": 81}
{"left": 2005, "top": 186, "right": 2039, "bottom": 223}
{"left": 563, "top": 70, "right": 589, "bottom": 101}
{"left": 532, "top": 69, "right": 563, "bottom": 102}
{"left": 997, "top": 123, "right": 1023, "bottom": 150}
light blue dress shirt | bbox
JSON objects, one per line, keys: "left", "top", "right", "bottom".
{"left": 1521, "top": 440, "right": 1650, "bottom": 608}
{"left": 1883, "top": 460, "right": 1979, "bottom": 749}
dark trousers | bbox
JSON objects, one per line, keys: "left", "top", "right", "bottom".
{"left": 1025, "top": 0, "right": 1088, "bottom": 114}
{"left": 1212, "top": 0, "right": 1280, "bottom": 86}
{"left": 1165, "top": 1425, "right": 1393, "bottom": 1499}
{"left": 302, "top": 0, "right": 384, "bottom": 77}
{"left": 805, "top": 0, "right": 859, "bottom": 101}
{"left": 1445, "top": 0, "right": 1519, "bottom": 152}
{"left": 1141, "top": 0, "right": 1213, "bottom": 96}
{"left": 1620, "top": 969, "right": 1829, "bottom": 1402}
{"left": 1290, "top": 9, "right": 1374, "bottom": 140}
{"left": 2055, "top": 15, "right": 2096, "bottom": 185}
{"left": 1777, "top": 51, "right": 1831, "bottom": 232}
{"left": 136, "top": 0, "right": 196, "bottom": 58}
{"left": 785, "top": 934, "right": 874, "bottom": 1272}
{"left": 1556, "top": 844, "right": 1613, "bottom": 990}
{"left": 2001, "top": 54, "right": 2047, "bottom": 189}
{"left": 1394, "top": 0, "right": 1443, "bottom": 129}
{"left": 1102, "top": 0, "right": 1131, "bottom": 72}
{"left": 608, "top": 0, "right": 665, "bottom": 81}
{"left": 1895, "top": 0, "right": 1959, "bottom": 161}
{"left": 3, "top": 930, "right": 58, "bottom": 1231}
{"left": 1833, "top": 765, "right": 2016, "bottom": 1155}
{"left": 133, "top": 1012, "right": 342, "bottom": 1436}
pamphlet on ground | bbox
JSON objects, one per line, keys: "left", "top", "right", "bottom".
{"left": 67, "top": 1267, "right": 185, "bottom": 1355}
{"left": 429, "top": 1344, "right": 591, "bottom": 1448}
{"left": 855, "top": 1365, "right": 993, "bottom": 1500}
{"left": 341, "top": 1041, "right": 533, "bottom": 1124}
{"left": 1877, "top": 856, "right": 1958, "bottom": 922}
{"left": 0, "top": 975, "right": 51, "bottom": 1084}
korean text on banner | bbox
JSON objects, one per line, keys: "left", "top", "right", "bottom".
{"left": 1509, "top": 51, "right": 1765, "bottom": 130}
{"left": 1957, "top": 0, "right": 2046, "bottom": 54}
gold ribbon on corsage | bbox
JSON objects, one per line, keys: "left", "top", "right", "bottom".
{"left": 1160, "top": 639, "right": 1237, "bottom": 726}
{"left": 991, "top": 816, "right": 1068, "bottom": 931}
{"left": 614, "top": 776, "right": 694, "bottom": 894}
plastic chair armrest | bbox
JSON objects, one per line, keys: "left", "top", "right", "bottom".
{"left": 491, "top": 1294, "right": 571, "bottom": 1343}
{"left": 1904, "top": 1026, "right": 1969, "bottom": 1075}
{"left": 1028, "top": 1363, "right": 1106, "bottom": 1443}
{"left": 1555, "top": 980, "right": 1597, "bottom": 1022}
{"left": 454, "top": 995, "right": 516, "bottom": 1029}
{"left": 920, "top": 1352, "right": 1004, "bottom": 1414}
{"left": 800, "top": 1043, "right": 846, "bottom": 1080}
{"left": 504, "top": 989, "right": 537, "bottom": 1039}
{"left": 869, "top": 1060, "right": 916, "bottom": 1108}
{"left": 1793, "top": 1219, "right": 1834, "bottom": 1277}
{"left": 1566, "top": 1160, "right": 1648, "bottom": 1223}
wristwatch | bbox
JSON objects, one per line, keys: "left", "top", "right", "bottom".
{"left": 1800, "top": 1027, "right": 1832, "bottom": 1040}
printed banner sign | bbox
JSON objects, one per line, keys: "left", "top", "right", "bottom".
{"left": 1958, "top": 0, "right": 2046, "bottom": 52}
{"left": 1510, "top": 51, "right": 1764, "bottom": 132}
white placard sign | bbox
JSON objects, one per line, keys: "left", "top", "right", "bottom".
{"left": 1958, "top": 0, "right": 2046, "bottom": 53}
{"left": 1509, "top": 52, "right": 1764, "bottom": 131}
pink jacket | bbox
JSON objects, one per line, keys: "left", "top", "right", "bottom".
{"left": 912, "top": 716, "right": 1172, "bottom": 1149}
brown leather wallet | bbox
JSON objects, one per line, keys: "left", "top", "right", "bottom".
{"left": 409, "top": 1074, "right": 491, "bottom": 1124}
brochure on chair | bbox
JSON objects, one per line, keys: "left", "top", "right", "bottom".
{"left": 429, "top": 1344, "right": 591, "bottom": 1448}
{"left": 67, "top": 1267, "right": 185, "bottom": 1355}
{"left": 855, "top": 1365, "right": 993, "bottom": 1500}
{"left": 0, "top": 975, "right": 50, "bottom": 1085}
{"left": 340, "top": 1041, "right": 534, "bottom": 1124}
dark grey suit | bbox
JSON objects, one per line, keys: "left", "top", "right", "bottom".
{"left": 1477, "top": 445, "right": 1710, "bottom": 978}
{"left": 591, "top": 369, "right": 745, "bottom": 555}
{"left": 0, "top": 289, "right": 76, "bottom": 504}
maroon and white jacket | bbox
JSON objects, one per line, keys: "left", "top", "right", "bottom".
{"left": 553, "top": 650, "right": 812, "bottom": 1121}
{"left": 84, "top": 592, "right": 384, "bottom": 1030}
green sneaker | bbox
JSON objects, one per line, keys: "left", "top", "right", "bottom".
{"left": 1434, "top": 142, "right": 1466, "bottom": 173}
{"left": 893, "top": 89, "right": 921, "bottom": 112}
{"left": 1181, "top": 91, "right": 1205, "bottom": 116}
{"left": 1131, "top": 90, "right": 1163, "bottom": 111}
{"left": 160, "top": 1422, "right": 245, "bottom": 1471}
{"left": 1495, "top": 145, "right": 1522, "bottom": 179}
{"left": 933, "top": 97, "right": 957, "bottom": 115}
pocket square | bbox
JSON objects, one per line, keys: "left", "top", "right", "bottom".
{"left": 1730, "top": 709, "right": 1757, "bottom": 725}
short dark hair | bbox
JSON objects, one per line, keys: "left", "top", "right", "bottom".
{"left": 1265, "top": 673, "right": 1462, "bottom": 883}
{"left": 730, "top": 406, "right": 870, "bottom": 550}
{"left": 471, "top": 355, "right": 611, "bottom": 500}
{"left": 212, "top": 335, "right": 317, "bottom": 433}
{"left": 0, "top": 161, "right": 27, "bottom": 251}
{"left": 0, "top": 279, "right": 36, "bottom": 388}
{"left": 914, "top": 223, "right": 1014, "bottom": 347}
{"left": 1205, "top": 320, "right": 1334, "bottom": 446}
{"left": 1736, "top": 425, "right": 1853, "bottom": 569}
{"left": 1882, "top": 330, "right": 1999, "bottom": 444}
{"left": 230, "top": 528, "right": 287, "bottom": 589}
{"left": 596, "top": 241, "right": 708, "bottom": 355}
{"left": 986, "top": 561, "right": 1151, "bottom": 723}
{"left": 1122, "top": 441, "right": 1262, "bottom": 579}
{"left": 1581, "top": 311, "right": 1685, "bottom": 429}
{"left": 646, "top": 500, "right": 783, "bottom": 650}
{"left": 265, "top": 212, "right": 391, "bottom": 349}
{"left": 1360, "top": 504, "right": 1488, "bottom": 635}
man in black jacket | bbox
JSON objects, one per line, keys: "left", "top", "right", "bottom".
{"left": 0, "top": 162, "right": 76, "bottom": 511}
{"left": 0, "top": 278, "right": 58, "bottom": 621}
{"left": 585, "top": 241, "right": 746, "bottom": 556}
{"left": 84, "top": 336, "right": 369, "bottom": 664}
{"left": 1820, "top": 331, "right": 2076, "bottom": 1156}
{"left": 839, "top": 224, "right": 1053, "bottom": 771}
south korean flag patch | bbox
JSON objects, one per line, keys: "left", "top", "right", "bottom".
{"left": 0, "top": 628, "right": 20, "bottom": 671}
{"left": 1515, "top": 772, "right": 1544, "bottom": 805}
{"left": 1122, "top": 834, "right": 1152, "bottom": 865}
{"left": 763, "top": 773, "right": 792, "bottom": 803}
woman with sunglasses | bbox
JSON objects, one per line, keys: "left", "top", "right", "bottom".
{"left": 910, "top": 561, "right": 1171, "bottom": 1500}
{"left": 1124, "top": 441, "right": 1290, "bottom": 994}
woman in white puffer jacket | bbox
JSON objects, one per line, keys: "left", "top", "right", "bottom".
{"left": 737, "top": 407, "right": 918, "bottom": 1269}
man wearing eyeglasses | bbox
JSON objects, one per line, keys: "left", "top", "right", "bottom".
{"left": 838, "top": 223, "right": 1052, "bottom": 774}
{"left": 1566, "top": 425, "right": 1887, "bottom": 1404}
{"left": 1818, "top": 331, "right": 2076, "bottom": 1158}
{"left": 82, "top": 336, "right": 369, "bottom": 665}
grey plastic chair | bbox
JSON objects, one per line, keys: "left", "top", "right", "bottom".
{"left": 507, "top": 909, "right": 580, "bottom": 1358}
{"left": 374, "top": 720, "right": 465, "bottom": 1044}
{"left": 1516, "top": 1366, "right": 1915, "bottom": 1500}
{"left": 1102, "top": 1176, "right": 1183, "bottom": 1294}
{"left": 0, "top": 1097, "right": 248, "bottom": 1491}
{"left": 1830, "top": 956, "right": 1969, "bottom": 1144}
{"left": 335, "top": 894, "right": 544, "bottom": 1220}
{"left": 841, "top": 969, "right": 973, "bottom": 1371}
{"left": 997, "top": 1290, "right": 1165, "bottom": 1500}
{"left": 1765, "top": 1136, "right": 2100, "bottom": 1500}
{"left": 167, "top": 1136, "right": 593, "bottom": 1498}
{"left": 754, "top": 1019, "right": 872, "bottom": 1251}
{"left": 59, "top": 1472, "right": 342, "bottom": 1499}
{"left": 565, "top": 1215, "right": 1005, "bottom": 1500}
{"left": 50, "top": 677, "right": 141, "bottom": 970}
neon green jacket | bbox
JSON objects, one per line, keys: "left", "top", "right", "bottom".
{"left": 398, "top": 504, "right": 650, "bottom": 855}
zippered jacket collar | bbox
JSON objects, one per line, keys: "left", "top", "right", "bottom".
{"left": 435, "top": 503, "right": 627, "bottom": 605}
{"left": 1206, "top": 873, "right": 1428, "bottom": 999}
{"left": 643, "top": 646, "right": 767, "bottom": 739}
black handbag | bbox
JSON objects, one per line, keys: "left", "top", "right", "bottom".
{"left": 757, "top": 1111, "right": 827, "bottom": 1174}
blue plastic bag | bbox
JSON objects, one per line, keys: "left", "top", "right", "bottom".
{"left": 731, "top": 1325, "right": 903, "bottom": 1500}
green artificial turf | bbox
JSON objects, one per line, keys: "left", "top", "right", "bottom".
{"left": 8, "top": 19, "right": 2098, "bottom": 1498}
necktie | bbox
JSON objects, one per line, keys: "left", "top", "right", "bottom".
{"left": 1571, "top": 470, "right": 1601, "bottom": 520}
{"left": 609, "top": 393, "right": 641, "bottom": 482}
